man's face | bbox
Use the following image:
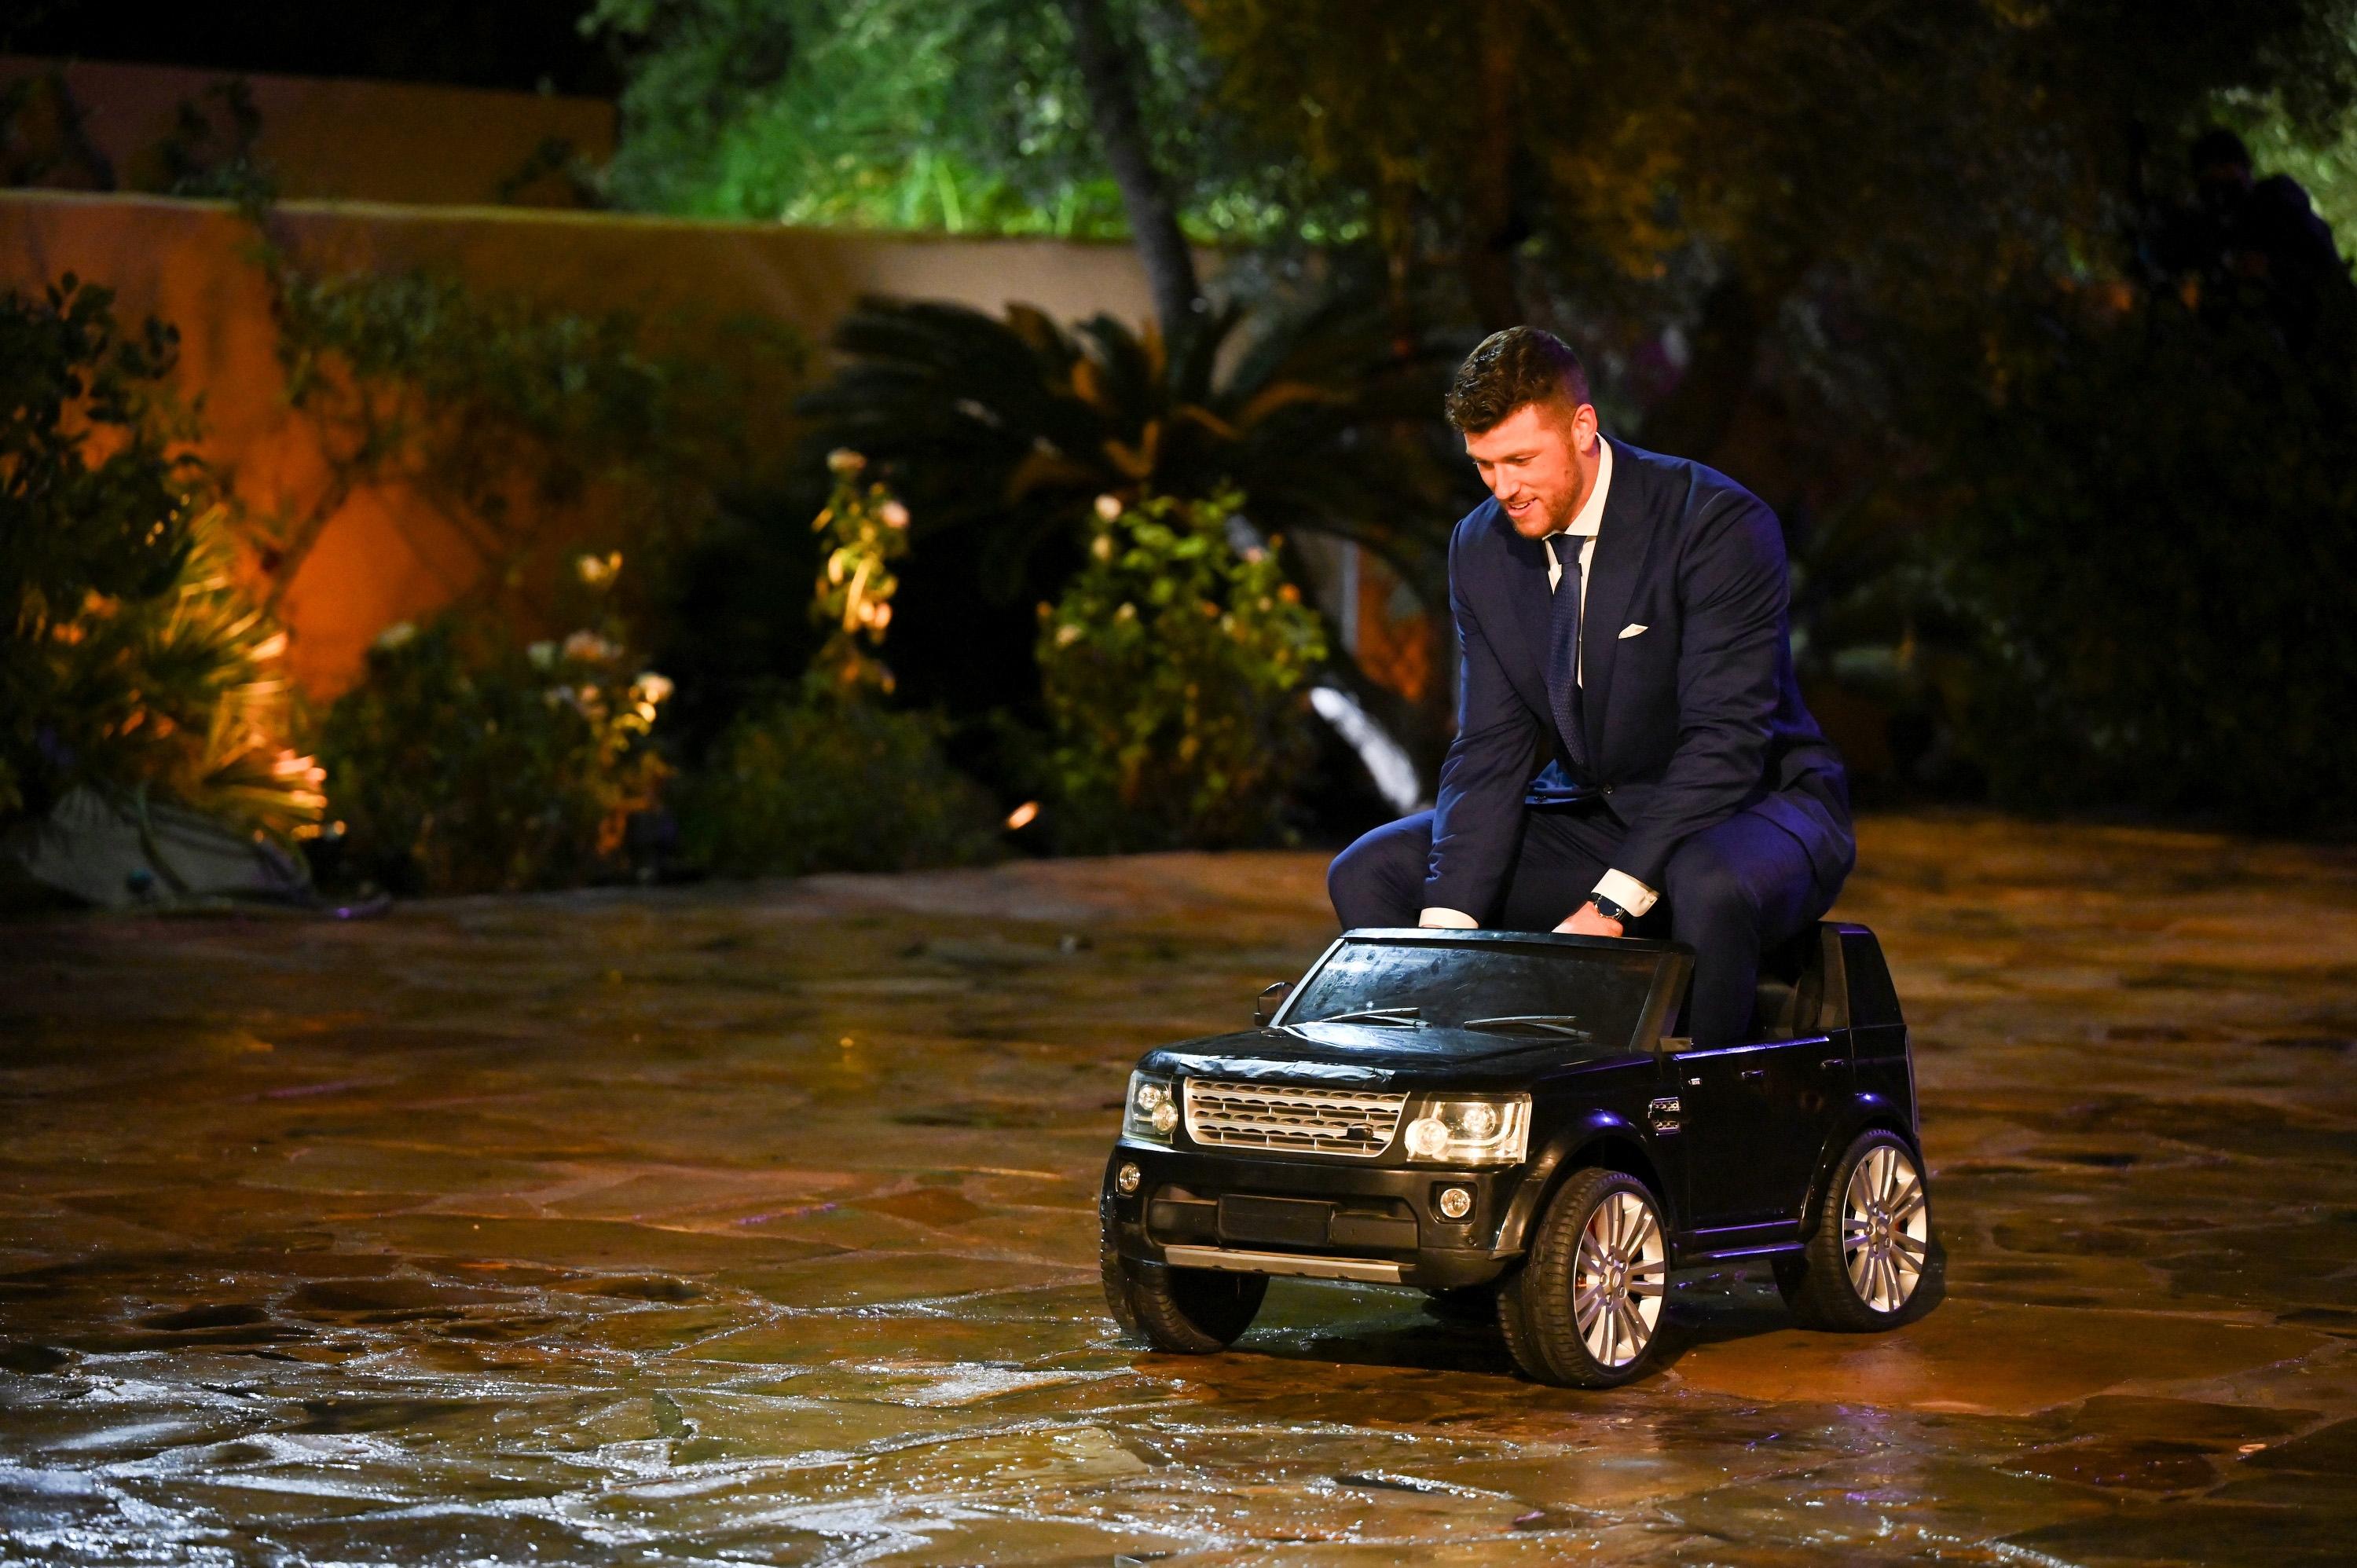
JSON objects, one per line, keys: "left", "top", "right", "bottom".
{"left": 1462, "top": 398, "right": 1600, "bottom": 540}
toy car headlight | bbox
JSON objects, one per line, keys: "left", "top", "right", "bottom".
{"left": 1124, "top": 1072, "right": 1180, "bottom": 1145}
{"left": 1403, "top": 1095, "right": 1530, "bottom": 1165}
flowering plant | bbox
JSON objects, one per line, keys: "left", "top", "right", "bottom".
{"left": 672, "top": 451, "right": 999, "bottom": 877}
{"left": 809, "top": 449, "right": 912, "bottom": 695}
{"left": 1036, "top": 490, "right": 1325, "bottom": 850}
{"left": 321, "top": 552, "right": 672, "bottom": 892}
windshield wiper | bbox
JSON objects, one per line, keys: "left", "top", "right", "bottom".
{"left": 1310, "top": 1006, "right": 1424, "bottom": 1028}
{"left": 1462, "top": 1014, "right": 1593, "bottom": 1040}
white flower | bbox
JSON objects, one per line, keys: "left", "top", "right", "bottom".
{"left": 373, "top": 621, "right": 416, "bottom": 651}
{"left": 527, "top": 640, "right": 557, "bottom": 670}
{"left": 1054, "top": 622, "right": 1082, "bottom": 647}
{"left": 878, "top": 499, "right": 911, "bottom": 529}
{"left": 631, "top": 671, "right": 674, "bottom": 705}
{"left": 827, "top": 448, "right": 867, "bottom": 477}
{"left": 563, "top": 629, "right": 621, "bottom": 663}
{"left": 1094, "top": 493, "right": 1124, "bottom": 522}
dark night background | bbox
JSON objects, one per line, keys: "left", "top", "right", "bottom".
{"left": 5, "top": 2, "right": 621, "bottom": 94}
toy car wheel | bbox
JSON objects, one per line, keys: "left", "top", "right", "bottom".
{"left": 1498, "top": 1167, "right": 1668, "bottom": 1388}
{"left": 1778, "top": 1129, "right": 1932, "bottom": 1331}
{"left": 1099, "top": 1198, "right": 1266, "bottom": 1354}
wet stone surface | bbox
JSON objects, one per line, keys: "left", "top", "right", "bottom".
{"left": 2, "top": 813, "right": 2355, "bottom": 1565}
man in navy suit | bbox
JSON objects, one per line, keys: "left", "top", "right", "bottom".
{"left": 1328, "top": 328, "right": 1855, "bottom": 1045}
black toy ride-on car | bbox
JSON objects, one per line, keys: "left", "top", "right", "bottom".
{"left": 1099, "top": 923, "right": 1930, "bottom": 1387}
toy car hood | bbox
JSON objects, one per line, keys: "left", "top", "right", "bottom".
{"left": 1139, "top": 1021, "right": 1647, "bottom": 1088}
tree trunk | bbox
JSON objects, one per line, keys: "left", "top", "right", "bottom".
{"left": 1058, "top": 0, "right": 1201, "bottom": 344}
{"left": 1640, "top": 274, "right": 1769, "bottom": 463}
{"left": 1460, "top": 9, "right": 1527, "bottom": 332}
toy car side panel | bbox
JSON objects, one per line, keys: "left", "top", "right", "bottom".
{"left": 1837, "top": 925, "right": 1914, "bottom": 1135}
{"left": 1674, "top": 1035, "right": 1846, "bottom": 1226}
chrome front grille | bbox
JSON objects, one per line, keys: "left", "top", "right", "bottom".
{"left": 1183, "top": 1079, "right": 1407, "bottom": 1159}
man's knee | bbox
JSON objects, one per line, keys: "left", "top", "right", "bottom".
{"left": 1328, "top": 812, "right": 1432, "bottom": 927}
{"left": 1662, "top": 837, "right": 1761, "bottom": 936}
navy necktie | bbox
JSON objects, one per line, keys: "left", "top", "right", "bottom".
{"left": 1545, "top": 536, "right": 1586, "bottom": 775}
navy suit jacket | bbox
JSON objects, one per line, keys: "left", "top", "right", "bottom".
{"left": 1424, "top": 438, "right": 1853, "bottom": 915}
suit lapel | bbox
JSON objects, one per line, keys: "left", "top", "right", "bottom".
{"left": 1578, "top": 438, "right": 1657, "bottom": 761}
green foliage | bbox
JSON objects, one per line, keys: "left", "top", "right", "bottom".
{"left": 589, "top": 0, "right": 1343, "bottom": 240}
{"left": 1198, "top": 1, "right": 2357, "bottom": 286}
{"left": 676, "top": 688, "right": 1000, "bottom": 876}
{"left": 319, "top": 560, "right": 672, "bottom": 893}
{"left": 2227, "top": 88, "right": 2357, "bottom": 255}
{"left": 1, "top": 277, "right": 320, "bottom": 834}
{"left": 1930, "top": 299, "right": 2357, "bottom": 829}
{"left": 1036, "top": 491, "right": 1325, "bottom": 850}
{"left": 159, "top": 79, "right": 276, "bottom": 206}
{"left": 265, "top": 258, "right": 806, "bottom": 614}
{"left": 797, "top": 295, "right": 1465, "bottom": 606}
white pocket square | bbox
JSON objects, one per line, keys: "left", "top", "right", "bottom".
{"left": 1618, "top": 622, "right": 1648, "bottom": 639}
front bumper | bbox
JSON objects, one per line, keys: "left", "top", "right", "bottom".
{"left": 1102, "top": 1141, "right": 1537, "bottom": 1291}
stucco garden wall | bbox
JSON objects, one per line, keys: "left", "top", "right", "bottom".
{"left": 1, "top": 189, "right": 1169, "bottom": 693}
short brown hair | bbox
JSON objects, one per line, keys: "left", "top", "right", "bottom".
{"left": 1444, "top": 326, "right": 1591, "bottom": 433}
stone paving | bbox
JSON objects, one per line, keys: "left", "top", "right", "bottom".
{"left": 2, "top": 812, "right": 2355, "bottom": 1565}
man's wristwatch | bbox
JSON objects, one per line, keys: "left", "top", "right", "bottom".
{"left": 1587, "top": 892, "right": 1633, "bottom": 925}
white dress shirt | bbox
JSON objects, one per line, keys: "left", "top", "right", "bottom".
{"left": 1420, "top": 437, "right": 1660, "bottom": 929}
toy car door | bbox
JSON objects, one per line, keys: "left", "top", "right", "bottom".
{"left": 1673, "top": 929, "right": 1849, "bottom": 1228}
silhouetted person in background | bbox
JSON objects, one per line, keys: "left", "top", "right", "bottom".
{"left": 2154, "top": 127, "right": 2352, "bottom": 348}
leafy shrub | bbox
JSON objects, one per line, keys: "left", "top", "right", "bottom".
{"left": 675, "top": 455, "right": 999, "bottom": 877}
{"left": 1037, "top": 491, "right": 1326, "bottom": 851}
{"left": 320, "top": 559, "right": 671, "bottom": 894}
{"left": 1933, "top": 301, "right": 2357, "bottom": 829}
{"left": 677, "top": 690, "right": 999, "bottom": 877}
{"left": 794, "top": 297, "right": 1459, "bottom": 785}
{"left": 2, "top": 276, "right": 321, "bottom": 836}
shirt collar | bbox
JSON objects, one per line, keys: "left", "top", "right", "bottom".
{"left": 1556, "top": 434, "right": 1613, "bottom": 539}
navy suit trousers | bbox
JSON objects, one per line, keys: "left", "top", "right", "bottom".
{"left": 1326, "top": 801, "right": 1837, "bottom": 1046}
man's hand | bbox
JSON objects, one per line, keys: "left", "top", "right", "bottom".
{"left": 1556, "top": 901, "right": 1625, "bottom": 939}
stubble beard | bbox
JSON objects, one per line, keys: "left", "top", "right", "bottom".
{"left": 1505, "top": 485, "right": 1579, "bottom": 540}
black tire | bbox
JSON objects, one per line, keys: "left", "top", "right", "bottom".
{"left": 1099, "top": 1199, "right": 1266, "bottom": 1353}
{"left": 1497, "top": 1167, "right": 1670, "bottom": 1388}
{"left": 1778, "top": 1129, "right": 1934, "bottom": 1332}
{"left": 1420, "top": 1284, "right": 1498, "bottom": 1325}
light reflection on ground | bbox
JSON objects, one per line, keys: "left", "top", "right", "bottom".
{"left": 3, "top": 814, "right": 2355, "bottom": 1564}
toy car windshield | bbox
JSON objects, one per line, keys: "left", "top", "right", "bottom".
{"left": 1280, "top": 932, "right": 1670, "bottom": 1052}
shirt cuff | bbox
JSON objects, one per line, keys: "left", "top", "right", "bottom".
{"left": 1417, "top": 907, "right": 1479, "bottom": 929}
{"left": 1593, "top": 870, "right": 1659, "bottom": 918}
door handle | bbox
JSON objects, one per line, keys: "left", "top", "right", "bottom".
{"left": 1820, "top": 1058, "right": 1846, "bottom": 1072}
{"left": 1739, "top": 1068, "right": 1767, "bottom": 1081}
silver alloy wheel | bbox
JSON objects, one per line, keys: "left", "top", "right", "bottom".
{"left": 1842, "top": 1142, "right": 1930, "bottom": 1313}
{"left": 1573, "top": 1189, "right": 1666, "bottom": 1367}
